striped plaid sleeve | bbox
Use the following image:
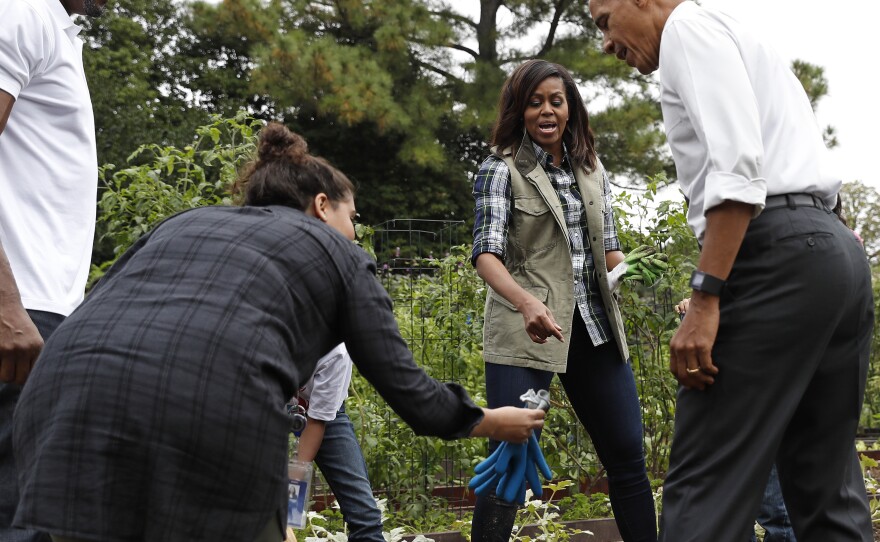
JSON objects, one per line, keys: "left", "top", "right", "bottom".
{"left": 471, "top": 155, "right": 512, "bottom": 266}
{"left": 601, "top": 169, "right": 622, "bottom": 252}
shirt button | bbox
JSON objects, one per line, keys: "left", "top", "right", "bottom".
{"left": 589, "top": 201, "right": 594, "bottom": 205}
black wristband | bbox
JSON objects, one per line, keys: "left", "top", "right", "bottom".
{"left": 689, "top": 270, "right": 726, "bottom": 296}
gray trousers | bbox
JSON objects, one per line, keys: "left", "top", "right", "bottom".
{"left": 660, "top": 202, "right": 874, "bottom": 542}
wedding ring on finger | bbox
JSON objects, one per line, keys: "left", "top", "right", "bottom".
{"left": 686, "top": 367, "right": 701, "bottom": 374}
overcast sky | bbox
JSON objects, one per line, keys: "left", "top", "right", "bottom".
{"left": 452, "top": 0, "right": 877, "bottom": 191}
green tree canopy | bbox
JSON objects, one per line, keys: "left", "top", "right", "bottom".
{"left": 81, "top": 1, "right": 840, "bottom": 227}
{"left": 791, "top": 59, "right": 838, "bottom": 149}
{"left": 79, "top": 0, "right": 212, "bottom": 167}
{"left": 242, "top": 0, "right": 670, "bottom": 219}
{"left": 840, "top": 180, "right": 880, "bottom": 265}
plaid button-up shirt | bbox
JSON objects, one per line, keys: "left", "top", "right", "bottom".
{"left": 14, "top": 205, "right": 484, "bottom": 542}
{"left": 472, "top": 142, "right": 621, "bottom": 346}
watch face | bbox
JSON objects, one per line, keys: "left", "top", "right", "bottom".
{"left": 690, "top": 271, "right": 724, "bottom": 296}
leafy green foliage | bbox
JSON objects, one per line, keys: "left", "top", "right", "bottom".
{"left": 841, "top": 181, "right": 880, "bottom": 266}
{"left": 857, "top": 454, "right": 880, "bottom": 532}
{"left": 90, "top": 114, "right": 879, "bottom": 534}
{"left": 836, "top": 181, "right": 880, "bottom": 431}
{"left": 90, "top": 113, "right": 261, "bottom": 286}
{"left": 510, "top": 481, "right": 594, "bottom": 542}
{"left": 611, "top": 177, "right": 698, "bottom": 476}
{"left": 347, "top": 247, "right": 489, "bottom": 514}
{"left": 80, "top": 0, "right": 213, "bottom": 168}
{"left": 81, "top": 0, "right": 672, "bottom": 226}
{"left": 790, "top": 59, "right": 838, "bottom": 149}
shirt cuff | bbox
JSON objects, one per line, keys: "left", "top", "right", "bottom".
{"left": 471, "top": 244, "right": 504, "bottom": 267}
{"left": 604, "top": 236, "right": 622, "bottom": 252}
{"left": 0, "top": 74, "right": 23, "bottom": 99}
{"left": 306, "top": 408, "right": 337, "bottom": 422}
{"left": 702, "top": 171, "right": 767, "bottom": 218}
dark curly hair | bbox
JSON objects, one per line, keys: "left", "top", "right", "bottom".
{"left": 491, "top": 59, "right": 597, "bottom": 171}
{"left": 232, "top": 122, "right": 354, "bottom": 210}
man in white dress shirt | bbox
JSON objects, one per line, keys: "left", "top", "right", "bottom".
{"left": 588, "top": 0, "right": 873, "bottom": 540}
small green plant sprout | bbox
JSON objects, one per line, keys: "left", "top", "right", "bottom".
{"left": 511, "top": 480, "right": 593, "bottom": 542}
{"left": 300, "top": 511, "right": 348, "bottom": 542}
{"left": 859, "top": 454, "right": 880, "bottom": 526}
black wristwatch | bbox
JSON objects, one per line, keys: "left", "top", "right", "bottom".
{"left": 689, "top": 270, "right": 726, "bottom": 296}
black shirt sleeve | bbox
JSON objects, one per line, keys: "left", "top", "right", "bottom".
{"left": 338, "top": 249, "right": 484, "bottom": 440}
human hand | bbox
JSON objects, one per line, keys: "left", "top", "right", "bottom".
{"left": 669, "top": 292, "right": 720, "bottom": 390}
{"left": 517, "top": 295, "right": 563, "bottom": 344}
{"left": 609, "top": 246, "right": 669, "bottom": 291}
{"left": 675, "top": 298, "right": 690, "bottom": 318}
{"left": 0, "top": 298, "right": 44, "bottom": 385}
{"left": 473, "top": 406, "right": 545, "bottom": 443}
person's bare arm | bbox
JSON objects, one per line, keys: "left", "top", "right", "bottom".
{"left": 295, "top": 417, "right": 326, "bottom": 462}
{"left": 0, "top": 89, "right": 44, "bottom": 385}
{"left": 669, "top": 201, "right": 754, "bottom": 390}
{"left": 475, "top": 253, "right": 563, "bottom": 343}
{"left": 605, "top": 250, "right": 624, "bottom": 270}
{"left": 0, "top": 90, "right": 14, "bottom": 133}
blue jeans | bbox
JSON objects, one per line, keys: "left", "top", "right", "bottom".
{"left": 314, "top": 406, "right": 384, "bottom": 542}
{"left": 1, "top": 310, "right": 64, "bottom": 542}
{"left": 750, "top": 465, "right": 795, "bottom": 542}
{"left": 471, "top": 312, "right": 657, "bottom": 542}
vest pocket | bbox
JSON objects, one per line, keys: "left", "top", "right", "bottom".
{"left": 511, "top": 196, "right": 558, "bottom": 253}
{"left": 488, "top": 285, "right": 549, "bottom": 312}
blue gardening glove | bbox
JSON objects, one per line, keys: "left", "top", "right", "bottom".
{"left": 470, "top": 442, "right": 512, "bottom": 496}
{"left": 469, "top": 389, "right": 555, "bottom": 505}
{"left": 525, "top": 433, "right": 553, "bottom": 498}
{"left": 501, "top": 434, "right": 553, "bottom": 505}
{"left": 497, "top": 441, "right": 527, "bottom": 503}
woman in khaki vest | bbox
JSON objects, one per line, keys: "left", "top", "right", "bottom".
{"left": 470, "top": 59, "right": 657, "bottom": 542}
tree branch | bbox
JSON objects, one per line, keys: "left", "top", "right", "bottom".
{"left": 536, "top": 0, "right": 569, "bottom": 57}
{"left": 416, "top": 59, "right": 465, "bottom": 86}
{"left": 428, "top": 8, "right": 478, "bottom": 30}
{"left": 444, "top": 42, "right": 480, "bottom": 60}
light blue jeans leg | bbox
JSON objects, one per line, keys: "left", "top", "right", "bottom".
{"left": 750, "top": 465, "right": 795, "bottom": 542}
{"left": 314, "top": 407, "right": 384, "bottom": 542}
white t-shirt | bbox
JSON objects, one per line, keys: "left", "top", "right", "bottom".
{"left": 298, "top": 343, "right": 353, "bottom": 422}
{"left": 659, "top": 1, "right": 838, "bottom": 242}
{"left": 0, "top": 0, "right": 98, "bottom": 316}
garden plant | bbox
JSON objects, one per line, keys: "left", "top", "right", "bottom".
{"left": 92, "top": 115, "right": 880, "bottom": 539}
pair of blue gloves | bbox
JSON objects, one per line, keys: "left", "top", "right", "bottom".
{"left": 468, "top": 389, "right": 554, "bottom": 504}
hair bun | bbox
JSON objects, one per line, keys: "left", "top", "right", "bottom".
{"left": 258, "top": 122, "right": 309, "bottom": 165}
